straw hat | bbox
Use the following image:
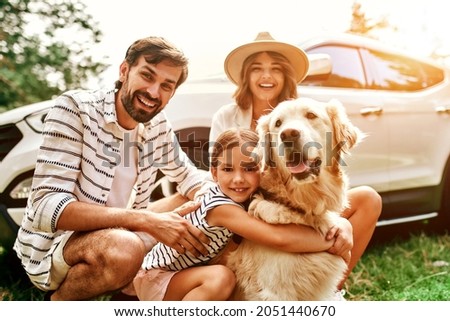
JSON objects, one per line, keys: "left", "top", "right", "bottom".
{"left": 224, "top": 31, "right": 310, "bottom": 85}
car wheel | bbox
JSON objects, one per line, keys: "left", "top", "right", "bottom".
{"left": 149, "top": 170, "right": 177, "bottom": 201}
{"left": 437, "top": 165, "right": 450, "bottom": 232}
{"left": 150, "top": 128, "right": 210, "bottom": 201}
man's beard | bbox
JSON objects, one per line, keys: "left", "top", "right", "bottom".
{"left": 120, "top": 84, "right": 163, "bottom": 124}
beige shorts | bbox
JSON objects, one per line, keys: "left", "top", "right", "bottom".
{"left": 47, "top": 232, "right": 73, "bottom": 290}
{"left": 133, "top": 268, "right": 178, "bottom": 301}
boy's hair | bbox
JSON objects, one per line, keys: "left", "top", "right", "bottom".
{"left": 210, "top": 128, "right": 259, "bottom": 168}
{"left": 234, "top": 51, "right": 298, "bottom": 110}
{"left": 115, "top": 36, "right": 189, "bottom": 90}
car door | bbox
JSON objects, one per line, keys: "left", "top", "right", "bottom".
{"left": 300, "top": 44, "right": 390, "bottom": 193}
{"left": 361, "top": 48, "right": 450, "bottom": 215}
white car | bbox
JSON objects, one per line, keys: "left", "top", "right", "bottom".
{"left": 1, "top": 33, "right": 449, "bottom": 250}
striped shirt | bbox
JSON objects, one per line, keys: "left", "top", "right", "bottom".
{"left": 142, "top": 185, "right": 241, "bottom": 271}
{"left": 13, "top": 87, "right": 205, "bottom": 289}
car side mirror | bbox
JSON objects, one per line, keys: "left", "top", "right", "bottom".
{"left": 306, "top": 53, "right": 332, "bottom": 77}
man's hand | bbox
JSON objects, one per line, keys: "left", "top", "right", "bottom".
{"left": 145, "top": 201, "right": 210, "bottom": 256}
{"left": 325, "top": 217, "right": 353, "bottom": 263}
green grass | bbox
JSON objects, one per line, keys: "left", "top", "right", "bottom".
{"left": 0, "top": 245, "right": 44, "bottom": 301}
{"left": 345, "top": 232, "right": 450, "bottom": 301}
{"left": 1, "top": 232, "right": 449, "bottom": 301}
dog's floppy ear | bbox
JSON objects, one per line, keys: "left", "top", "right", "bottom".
{"left": 256, "top": 114, "right": 275, "bottom": 170}
{"left": 326, "top": 99, "right": 365, "bottom": 169}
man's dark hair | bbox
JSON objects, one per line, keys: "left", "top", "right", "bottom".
{"left": 115, "top": 36, "right": 189, "bottom": 90}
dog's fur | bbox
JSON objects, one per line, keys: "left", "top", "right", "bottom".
{"left": 226, "top": 97, "right": 364, "bottom": 300}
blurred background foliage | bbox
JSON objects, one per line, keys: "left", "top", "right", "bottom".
{"left": 1, "top": 0, "right": 448, "bottom": 111}
{"left": 0, "top": 0, "right": 108, "bottom": 110}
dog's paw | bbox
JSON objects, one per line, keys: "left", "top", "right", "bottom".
{"left": 314, "top": 211, "right": 343, "bottom": 236}
{"left": 248, "top": 194, "right": 263, "bottom": 216}
{"left": 254, "top": 200, "right": 295, "bottom": 224}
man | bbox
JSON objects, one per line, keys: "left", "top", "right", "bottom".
{"left": 13, "top": 36, "right": 210, "bottom": 300}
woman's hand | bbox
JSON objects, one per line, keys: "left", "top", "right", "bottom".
{"left": 325, "top": 217, "right": 353, "bottom": 263}
{"left": 172, "top": 200, "right": 201, "bottom": 217}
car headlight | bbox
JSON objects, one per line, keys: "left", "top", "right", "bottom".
{"left": 24, "top": 109, "right": 49, "bottom": 133}
{"left": 10, "top": 177, "right": 33, "bottom": 199}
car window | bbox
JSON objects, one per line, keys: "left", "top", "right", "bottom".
{"left": 364, "top": 49, "right": 444, "bottom": 91}
{"left": 301, "top": 45, "right": 366, "bottom": 89}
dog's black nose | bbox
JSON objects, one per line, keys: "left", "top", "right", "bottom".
{"left": 280, "top": 128, "right": 300, "bottom": 142}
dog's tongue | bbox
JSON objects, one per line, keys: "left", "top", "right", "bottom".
{"left": 287, "top": 162, "right": 308, "bottom": 174}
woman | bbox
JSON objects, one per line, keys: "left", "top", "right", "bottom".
{"left": 209, "top": 31, "right": 382, "bottom": 294}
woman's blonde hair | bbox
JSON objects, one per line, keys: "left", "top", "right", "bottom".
{"left": 210, "top": 128, "right": 259, "bottom": 168}
{"left": 233, "top": 51, "right": 298, "bottom": 110}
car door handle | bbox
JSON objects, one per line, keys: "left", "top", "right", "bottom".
{"left": 435, "top": 106, "right": 450, "bottom": 114}
{"left": 360, "top": 107, "right": 383, "bottom": 116}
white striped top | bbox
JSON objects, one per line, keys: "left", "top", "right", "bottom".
{"left": 13, "top": 87, "right": 205, "bottom": 290}
{"left": 142, "top": 185, "right": 241, "bottom": 271}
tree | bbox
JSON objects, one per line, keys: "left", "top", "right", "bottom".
{"left": 348, "top": 2, "right": 390, "bottom": 37}
{"left": 0, "top": 0, "right": 107, "bottom": 109}
{"left": 347, "top": 2, "right": 449, "bottom": 66}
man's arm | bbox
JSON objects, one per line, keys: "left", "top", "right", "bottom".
{"left": 57, "top": 200, "right": 209, "bottom": 256}
{"left": 29, "top": 95, "right": 84, "bottom": 233}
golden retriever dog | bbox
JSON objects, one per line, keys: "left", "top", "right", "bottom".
{"left": 226, "top": 97, "right": 364, "bottom": 301}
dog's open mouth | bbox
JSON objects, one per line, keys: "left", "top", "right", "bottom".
{"left": 285, "top": 152, "right": 321, "bottom": 180}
